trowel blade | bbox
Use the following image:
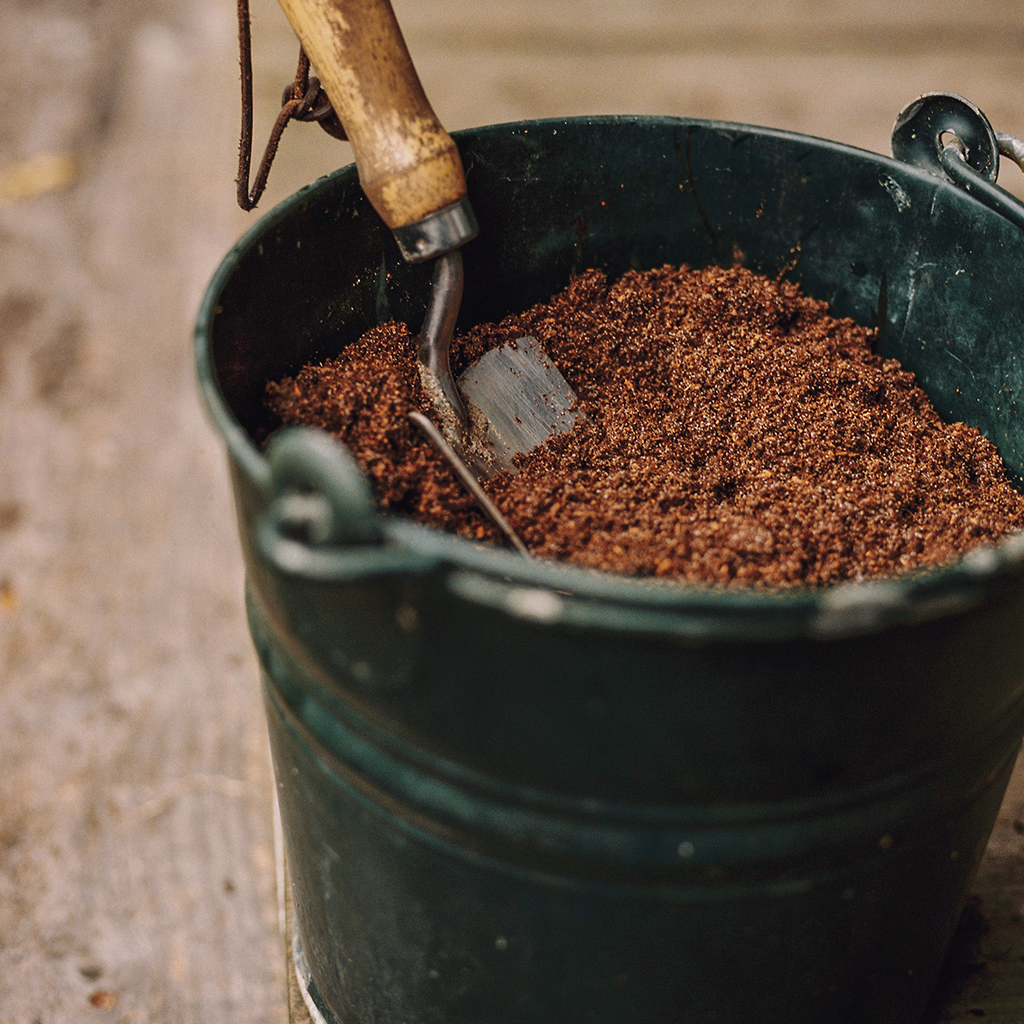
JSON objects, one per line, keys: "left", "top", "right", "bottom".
{"left": 457, "top": 335, "right": 580, "bottom": 476}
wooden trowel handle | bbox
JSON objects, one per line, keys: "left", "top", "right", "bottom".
{"left": 275, "top": 0, "right": 474, "bottom": 254}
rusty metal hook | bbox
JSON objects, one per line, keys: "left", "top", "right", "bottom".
{"left": 235, "top": 0, "right": 346, "bottom": 212}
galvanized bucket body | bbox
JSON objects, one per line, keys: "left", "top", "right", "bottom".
{"left": 196, "top": 116, "right": 1024, "bottom": 1023}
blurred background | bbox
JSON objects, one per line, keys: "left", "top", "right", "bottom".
{"left": 1, "top": 0, "right": 1024, "bottom": 1020}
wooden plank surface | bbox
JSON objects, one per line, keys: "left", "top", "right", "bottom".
{"left": 1, "top": 1, "right": 1023, "bottom": 1021}
{"left": 0, "top": 3, "right": 285, "bottom": 1021}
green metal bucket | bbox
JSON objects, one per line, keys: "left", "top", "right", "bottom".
{"left": 196, "top": 115, "right": 1024, "bottom": 1023}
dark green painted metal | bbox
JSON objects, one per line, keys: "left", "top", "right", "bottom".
{"left": 940, "top": 147, "right": 1024, "bottom": 233}
{"left": 891, "top": 93, "right": 1000, "bottom": 183}
{"left": 195, "top": 116, "right": 1024, "bottom": 1023}
{"left": 890, "top": 93, "right": 1024, "bottom": 232}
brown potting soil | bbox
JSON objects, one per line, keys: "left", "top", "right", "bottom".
{"left": 265, "top": 264, "right": 1024, "bottom": 587}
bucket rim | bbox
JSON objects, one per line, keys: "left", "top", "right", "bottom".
{"left": 194, "top": 113, "right": 1024, "bottom": 633}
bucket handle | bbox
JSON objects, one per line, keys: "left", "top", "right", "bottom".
{"left": 892, "top": 93, "right": 1024, "bottom": 231}
{"left": 263, "top": 426, "right": 380, "bottom": 545}
{"left": 255, "top": 427, "right": 436, "bottom": 580}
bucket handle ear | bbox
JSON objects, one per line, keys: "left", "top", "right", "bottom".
{"left": 892, "top": 93, "right": 1024, "bottom": 232}
{"left": 261, "top": 426, "right": 382, "bottom": 548}
{"left": 254, "top": 427, "right": 440, "bottom": 581}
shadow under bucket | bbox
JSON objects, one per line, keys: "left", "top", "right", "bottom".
{"left": 196, "top": 115, "right": 1024, "bottom": 1024}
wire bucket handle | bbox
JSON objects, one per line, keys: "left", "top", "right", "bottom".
{"left": 892, "top": 92, "right": 1024, "bottom": 231}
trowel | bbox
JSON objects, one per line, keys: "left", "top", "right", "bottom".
{"left": 272, "top": 0, "right": 580, "bottom": 547}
